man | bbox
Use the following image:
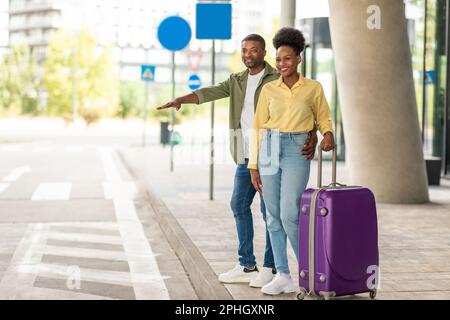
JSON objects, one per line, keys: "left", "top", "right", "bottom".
{"left": 157, "top": 34, "right": 318, "bottom": 288}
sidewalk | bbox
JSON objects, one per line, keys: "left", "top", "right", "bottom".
{"left": 119, "top": 145, "right": 450, "bottom": 300}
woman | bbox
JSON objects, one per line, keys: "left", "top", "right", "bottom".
{"left": 248, "top": 27, "right": 335, "bottom": 295}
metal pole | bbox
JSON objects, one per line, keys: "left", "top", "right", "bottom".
{"left": 142, "top": 82, "right": 149, "bottom": 147}
{"left": 332, "top": 59, "right": 340, "bottom": 158}
{"left": 192, "top": 106, "right": 196, "bottom": 148}
{"left": 280, "top": 0, "right": 296, "bottom": 27}
{"left": 302, "top": 45, "right": 308, "bottom": 77}
{"left": 422, "top": 0, "right": 428, "bottom": 144}
{"left": 311, "top": 21, "right": 317, "bottom": 80}
{"left": 445, "top": 0, "right": 450, "bottom": 175}
{"left": 171, "top": 52, "right": 175, "bottom": 172}
{"left": 72, "top": 45, "right": 78, "bottom": 121}
{"left": 210, "top": 40, "right": 216, "bottom": 201}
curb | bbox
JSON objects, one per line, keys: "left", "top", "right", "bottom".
{"left": 117, "top": 151, "right": 233, "bottom": 300}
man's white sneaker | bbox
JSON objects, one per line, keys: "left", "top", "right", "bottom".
{"left": 249, "top": 267, "right": 275, "bottom": 288}
{"left": 261, "top": 273, "right": 297, "bottom": 295}
{"left": 218, "top": 264, "right": 259, "bottom": 283}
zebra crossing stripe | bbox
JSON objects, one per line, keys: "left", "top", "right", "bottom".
{"left": 100, "top": 148, "right": 170, "bottom": 299}
{"left": 18, "top": 264, "right": 169, "bottom": 288}
{"left": 35, "top": 244, "right": 160, "bottom": 262}
{"left": 3, "top": 166, "right": 32, "bottom": 182}
{"left": 0, "top": 224, "right": 47, "bottom": 299}
{"left": 33, "top": 146, "right": 54, "bottom": 152}
{"left": 65, "top": 146, "right": 84, "bottom": 153}
{"left": 19, "top": 287, "right": 115, "bottom": 300}
{"left": 43, "top": 232, "right": 123, "bottom": 245}
{"left": 1, "top": 145, "right": 23, "bottom": 152}
{"left": 0, "top": 183, "right": 9, "bottom": 195}
{"left": 31, "top": 183, "right": 71, "bottom": 201}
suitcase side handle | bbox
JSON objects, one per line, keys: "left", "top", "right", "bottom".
{"left": 317, "top": 145, "right": 338, "bottom": 188}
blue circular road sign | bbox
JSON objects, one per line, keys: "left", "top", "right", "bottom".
{"left": 188, "top": 74, "right": 202, "bottom": 90}
{"left": 157, "top": 16, "right": 192, "bottom": 51}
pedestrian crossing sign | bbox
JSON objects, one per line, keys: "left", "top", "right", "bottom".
{"left": 141, "top": 65, "right": 156, "bottom": 82}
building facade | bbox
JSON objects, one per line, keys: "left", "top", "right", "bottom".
{"left": 0, "top": 0, "right": 9, "bottom": 56}
{"left": 6, "top": 0, "right": 275, "bottom": 84}
{"left": 296, "top": 0, "right": 449, "bottom": 181}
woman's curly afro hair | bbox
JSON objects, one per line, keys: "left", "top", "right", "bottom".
{"left": 272, "top": 27, "right": 306, "bottom": 56}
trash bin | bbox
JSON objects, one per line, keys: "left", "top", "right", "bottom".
{"left": 160, "top": 122, "right": 169, "bottom": 145}
{"left": 425, "top": 157, "right": 442, "bottom": 186}
{"left": 171, "top": 131, "right": 182, "bottom": 145}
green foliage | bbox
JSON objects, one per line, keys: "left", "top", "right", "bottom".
{"left": 118, "top": 81, "right": 145, "bottom": 119}
{"left": 147, "top": 85, "right": 201, "bottom": 124}
{"left": 79, "top": 107, "right": 101, "bottom": 125}
{"left": 43, "top": 29, "right": 119, "bottom": 124}
{"left": 0, "top": 44, "right": 41, "bottom": 115}
{"left": 118, "top": 80, "right": 225, "bottom": 124}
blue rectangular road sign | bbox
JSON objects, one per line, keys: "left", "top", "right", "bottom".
{"left": 196, "top": 3, "right": 232, "bottom": 40}
{"left": 141, "top": 65, "right": 156, "bottom": 82}
{"left": 425, "top": 70, "right": 435, "bottom": 85}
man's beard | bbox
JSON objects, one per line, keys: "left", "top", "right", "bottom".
{"left": 244, "top": 59, "right": 262, "bottom": 68}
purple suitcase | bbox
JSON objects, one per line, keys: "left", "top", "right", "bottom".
{"left": 297, "top": 146, "right": 379, "bottom": 300}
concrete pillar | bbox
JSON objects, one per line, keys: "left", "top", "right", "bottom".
{"left": 328, "top": 0, "right": 429, "bottom": 203}
{"left": 281, "top": 0, "right": 296, "bottom": 27}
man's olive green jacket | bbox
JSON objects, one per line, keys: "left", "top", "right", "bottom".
{"left": 194, "top": 62, "right": 280, "bottom": 165}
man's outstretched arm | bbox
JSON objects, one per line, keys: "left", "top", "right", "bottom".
{"left": 157, "top": 77, "right": 231, "bottom": 111}
{"left": 157, "top": 93, "right": 199, "bottom": 111}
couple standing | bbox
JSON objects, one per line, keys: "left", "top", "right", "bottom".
{"left": 158, "top": 28, "right": 335, "bottom": 296}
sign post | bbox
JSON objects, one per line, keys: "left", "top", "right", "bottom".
{"left": 188, "top": 73, "right": 202, "bottom": 149}
{"left": 140, "top": 65, "right": 156, "bottom": 147}
{"left": 196, "top": 1, "right": 232, "bottom": 201}
{"left": 187, "top": 52, "right": 203, "bottom": 148}
{"left": 158, "top": 16, "right": 192, "bottom": 172}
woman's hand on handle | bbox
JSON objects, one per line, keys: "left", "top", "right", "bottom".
{"left": 250, "top": 169, "right": 263, "bottom": 193}
{"left": 320, "top": 132, "right": 335, "bottom": 152}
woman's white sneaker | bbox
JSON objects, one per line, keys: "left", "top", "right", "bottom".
{"left": 249, "top": 267, "right": 275, "bottom": 288}
{"left": 218, "top": 264, "right": 259, "bottom": 283}
{"left": 261, "top": 273, "right": 297, "bottom": 295}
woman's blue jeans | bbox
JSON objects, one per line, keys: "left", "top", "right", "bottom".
{"left": 259, "top": 130, "right": 311, "bottom": 274}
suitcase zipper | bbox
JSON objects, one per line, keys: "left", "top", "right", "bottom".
{"left": 309, "top": 188, "right": 323, "bottom": 296}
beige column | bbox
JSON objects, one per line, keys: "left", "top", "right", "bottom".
{"left": 281, "top": 0, "right": 296, "bottom": 27}
{"left": 328, "top": 0, "right": 429, "bottom": 203}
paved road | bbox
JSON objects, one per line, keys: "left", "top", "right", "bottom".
{"left": 0, "top": 140, "right": 196, "bottom": 300}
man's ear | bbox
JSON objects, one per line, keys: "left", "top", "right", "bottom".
{"left": 298, "top": 54, "right": 302, "bottom": 64}
{"left": 263, "top": 50, "right": 267, "bottom": 58}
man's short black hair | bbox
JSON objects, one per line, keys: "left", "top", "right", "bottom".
{"left": 272, "top": 28, "right": 306, "bottom": 56}
{"left": 241, "top": 34, "right": 266, "bottom": 51}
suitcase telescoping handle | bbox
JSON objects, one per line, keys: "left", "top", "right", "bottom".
{"left": 317, "top": 144, "right": 341, "bottom": 188}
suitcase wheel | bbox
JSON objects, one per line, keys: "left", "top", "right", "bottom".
{"left": 369, "top": 290, "right": 377, "bottom": 300}
{"left": 319, "top": 292, "right": 336, "bottom": 300}
{"left": 297, "top": 288, "right": 307, "bottom": 300}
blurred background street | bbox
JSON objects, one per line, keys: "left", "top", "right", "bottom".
{"left": 1, "top": 0, "right": 450, "bottom": 300}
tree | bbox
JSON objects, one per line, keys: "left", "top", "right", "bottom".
{"left": 0, "top": 44, "right": 41, "bottom": 115}
{"left": 118, "top": 81, "right": 145, "bottom": 119}
{"left": 43, "top": 29, "right": 119, "bottom": 124}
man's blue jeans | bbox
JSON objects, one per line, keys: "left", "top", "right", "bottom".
{"left": 230, "top": 158, "right": 275, "bottom": 269}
